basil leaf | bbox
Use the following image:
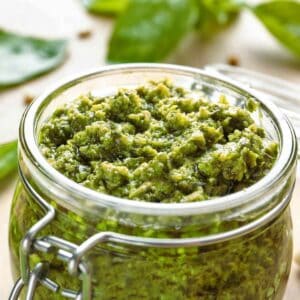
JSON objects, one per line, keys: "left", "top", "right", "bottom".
{"left": 197, "top": 0, "right": 244, "bottom": 37}
{"left": 253, "top": 0, "right": 300, "bottom": 57}
{"left": 0, "top": 140, "right": 18, "bottom": 181}
{"left": 0, "top": 30, "right": 67, "bottom": 88}
{"left": 83, "top": 0, "right": 128, "bottom": 15}
{"left": 108, "top": 0, "right": 199, "bottom": 62}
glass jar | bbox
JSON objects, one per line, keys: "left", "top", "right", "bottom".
{"left": 9, "top": 64, "right": 298, "bottom": 300}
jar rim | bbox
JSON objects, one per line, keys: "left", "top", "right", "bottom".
{"left": 20, "top": 63, "right": 297, "bottom": 216}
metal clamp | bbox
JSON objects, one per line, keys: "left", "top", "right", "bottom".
{"left": 10, "top": 263, "right": 49, "bottom": 300}
{"left": 9, "top": 166, "right": 293, "bottom": 299}
{"left": 9, "top": 170, "right": 88, "bottom": 300}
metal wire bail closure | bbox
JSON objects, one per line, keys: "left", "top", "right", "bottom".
{"left": 9, "top": 170, "right": 88, "bottom": 300}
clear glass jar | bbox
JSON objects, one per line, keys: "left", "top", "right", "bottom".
{"left": 9, "top": 64, "right": 298, "bottom": 300}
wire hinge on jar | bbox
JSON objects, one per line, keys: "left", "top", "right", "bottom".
{"left": 9, "top": 170, "right": 93, "bottom": 300}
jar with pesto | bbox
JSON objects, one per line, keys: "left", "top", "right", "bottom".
{"left": 9, "top": 64, "right": 297, "bottom": 300}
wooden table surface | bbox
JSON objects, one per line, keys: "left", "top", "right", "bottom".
{"left": 0, "top": 1, "right": 299, "bottom": 299}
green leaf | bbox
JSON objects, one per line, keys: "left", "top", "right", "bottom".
{"left": 197, "top": 0, "right": 244, "bottom": 37}
{"left": 0, "top": 140, "right": 18, "bottom": 181}
{"left": 83, "top": 0, "right": 128, "bottom": 15}
{"left": 0, "top": 30, "right": 67, "bottom": 88}
{"left": 108, "top": 0, "right": 199, "bottom": 62}
{"left": 253, "top": 0, "right": 300, "bottom": 57}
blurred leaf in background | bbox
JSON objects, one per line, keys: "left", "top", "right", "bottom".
{"left": 108, "top": 0, "right": 199, "bottom": 62}
{"left": 83, "top": 0, "right": 129, "bottom": 15}
{"left": 253, "top": 0, "right": 300, "bottom": 57}
{"left": 0, "top": 140, "right": 17, "bottom": 181}
{"left": 197, "top": 0, "right": 244, "bottom": 38}
{"left": 0, "top": 30, "right": 67, "bottom": 89}
{"left": 83, "top": 0, "right": 300, "bottom": 63}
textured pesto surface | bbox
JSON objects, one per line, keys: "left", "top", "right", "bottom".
{"left": 39, "top": 80, "right": 278, "bottom": 203}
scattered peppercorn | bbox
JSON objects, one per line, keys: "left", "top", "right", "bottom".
{"left": 77, "top": 29, "right": 92, "bottom": 39}
{"left": 23, "top": 93, "right": 35, "bottom": 105}
{"left": 227, "top": 55, "right": 240, "bottom": 66}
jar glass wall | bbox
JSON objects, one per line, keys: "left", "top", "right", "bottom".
{"left": 9, "top": 64, "right": 298, "bottom": 300}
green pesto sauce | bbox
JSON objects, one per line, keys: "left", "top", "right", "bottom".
{"left": 39, "top": 80, "right": 278, "bottom": 203}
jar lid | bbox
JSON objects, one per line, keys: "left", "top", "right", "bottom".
{"left": 205, "top": 64, "right": 300, "bottom": 146}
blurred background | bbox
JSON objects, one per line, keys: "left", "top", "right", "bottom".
{"left": 0, "top": 0, "right": 299, "bottom": 299}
